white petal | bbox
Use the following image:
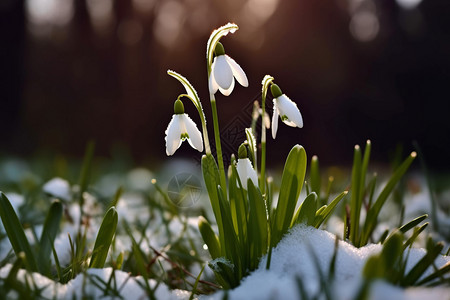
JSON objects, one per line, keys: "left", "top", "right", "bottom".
{"left": 182, "top": 114, "right": 204, "bottom": 152}
{"left": 271, "top": 100, "right": 279, "bottom": 139}
{"left": 236, "top": 158, "right": 257, "bottom": 190}
{"left": 165, "top": 115, "right": 182, "bottom": 156}
{"left": 209, "top": 59, "right": 219, "bottom": 94}
{"left": 213, "top": 55, "right": 233, "bottom": 90}
{"left": 277, "top": 94, "right": 303, "bottom": 128}
{"left": 218, "top": 76, "right": 235, "bottom": 96}
{"left": 225, "top": 55, "right": 248, "bottom": 87}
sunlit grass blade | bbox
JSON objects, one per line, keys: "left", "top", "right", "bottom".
{"left": 229, "top": 160, "right": 247, "bottom": 241}
{"left": 202, "top": 154, "right": 225, "bottom": 255}
{"left": 401, "top": 238, "right": 444, "bottom": 286}
{"left": 38, "top": 200, "right": 63, "bottom": 274}
{"left": 216, "top": 186, "right": 241, "bottom": 280}
{"left": 398, "top": 214, "right": 428, "bottom": 234}
{"left": 361, "top": 152, "right": 416, "bottom": 245}
{"left": 271, "top": 145, "right": 307, "bottom": 247}
{"left": 310, "top": 156, "right": 321, "bottom": 204}
{"left": 349, "top": 144, "right": 362, "bottom": 246}
{"left": 89, "top": 207, "right": 118, "bottom": 268}
{"left": 247, "top": 180, "right": 268, "bottom": 268}
{"left": 403, "top": 223, "right": 428, "bottom": 250}
{"left": 189, "top": 265, "right": 205, "bottom": 300}
{"left": 313, "top": 191, "right": 348, "bottom": 228}
{"left": 292, "top": 192, "right": 317, "bottom": 226}
{"left": 198, "top": 216, "right": 221, "bottom": 259}
{"left": 415, "top": 262, "right": 450, "bottom": 286}
{"left": 0, "top": 193, "right": 38, "bottom": 272}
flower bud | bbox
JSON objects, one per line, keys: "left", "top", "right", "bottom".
{"left": 214, "top": 42, "right": 226, "bottom": 56}
{"left": 174, "top": 99, "right": 185, "bottom": 115}
{"left": 238, "top": 143, "right": 248, "bottom": 159}
{"left": 270, "top": 83, "right": 283, "bottom": 98}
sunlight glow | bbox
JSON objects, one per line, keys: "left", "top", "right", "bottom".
{"left": 153, "top": 1, "right": 185, "bottom": 48}
{"left": 350, "top": 10, "right": 379, "bottom": 42}
{"left": 86, "top": 0, "right": 114, "bottom": 35}
{"left": 396, "top": 0, "right": 423, "bottom": 10}
{"left": 26, "top": 0, "right": 74, "bottom": 26}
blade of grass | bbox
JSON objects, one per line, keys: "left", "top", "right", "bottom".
{"left": 198, "top": 216, "right": 221, "bottom": 259}
{"left": 361, "top": 152, "right": 416, "bottom": 245}
{"left": 271, "top": 145, "right": 307, "bottom": 247}
{"left": 89, "top": 207, "right": 118, "bottom": 268}
{"left": 349, "top": 145, "right": 362, "bottom": 246}
{"left": 38, "top": 200, "right": 63, "bottom": 274}
{"left": 0, "top": 193, "right": 38, "bottom": 272}
{"left": 202, "top": 154, "right": 225, "bottom": 256}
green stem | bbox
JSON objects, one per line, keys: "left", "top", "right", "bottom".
{"left": 210, "top": 96, "right": 227, "bottom": 195}
{"left": 260, "top": 93, "right": 267, "bottom": 195}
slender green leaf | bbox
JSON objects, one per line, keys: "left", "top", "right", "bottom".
{"left": 361, "top": 152, "right": 416, "bottom": 245}
{"left": 198, "top": 216, "right": 221, "bottom": 259}
{"left": 271, "top": 145, "right": 307, "bottom": 247}
{"left": 247, "top": 180, "right": 268, "bottom": 265}
{"left": 89, "top": 207, "right": 118, "bottom": 268}
{"left": 399, "top": 214, "right": 428, "bottom": 234}
{"left": 189, "top": 265, "right": 205, "bottom": 300}
{"left": 0, "top": 193, "right": 38, "bottom": 272}
{"left": 38, "top": 200, "right": 63, "bottom": 273}
{"left": 350, "top": 145, "right": 362, "bottom": 246}
{"left": 310, "top": 156, "right": 321, "bottom": 203}
{"left": 314, "top": 191, "right": 347, "bottom": 228}
{"left": 202, "top": 154, "right": 225, "bottom": 255}
{"left": 403, "top": 223, "right": 428, "bottom": 250}
{"left": 217, "top": 186, "right": 241, "bottom": 282}
{"left": 401, "top": 238, "right": 444, "bottom": 286}
{"left": 293, "top": 192, "right": 317, "bottom": 226}
{"left": 416, "top": 262, "right": 450, "bottom": 286}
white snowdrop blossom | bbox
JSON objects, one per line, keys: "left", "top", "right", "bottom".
{"left": 165, "top": 100, "right": 203, "bottom": 156}
{"left": 209, "top": 43, "right": 248, "bottom": 96}
{"left": 271, "top": 84, "right": 303, "bottom": 139}
{"left": 236, "top": 158, "right": 258, "bottom": 190}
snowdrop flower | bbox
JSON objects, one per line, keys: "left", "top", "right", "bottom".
{"left": 236, "top": 144, "right": 258, "bottom": 190}
{"left": 165, "top": 99, "right": 203, "bottom": 156}
{"left": 209, "top": 42, "right": 248, "bottom": 96}
{"left": 271, "top": 84, "right": 303, "bottom": 139}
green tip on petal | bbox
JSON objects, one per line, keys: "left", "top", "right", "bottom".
{"left": 270, "top": 83, "right": 283, "bottom": 98}
{"left": 214, "top": 42, "right": 226, "bottom": 56}
{"left": 174, "top": 99, "right": 185, "bottom": 114}
{"left": 238, "top": 143, "right": 247, "bottom": 159}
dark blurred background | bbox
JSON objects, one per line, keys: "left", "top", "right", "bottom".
{"left": 1, "top": 0, "right": 450, "bottom": 170}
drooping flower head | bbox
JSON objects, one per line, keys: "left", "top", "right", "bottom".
{"left": 271, "top": 83, "right": 303, "bottom": 139}
{"left": 209, "top": 42, "right": 248, "bottom": 96}
{"left": 236, "top": 143, "right": 258, "bottom": 190}
{"left": 165, "top": 99, "right": 203, "bottom": 156}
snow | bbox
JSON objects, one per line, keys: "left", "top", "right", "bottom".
{"left": 42, "top": 177, "right": 71, "bottom": 201}
{"left": 206, "top": 224, "right": 450, "bottom": 300}
{"left": 0, "top": 265, "right": 190, "bottom": 300}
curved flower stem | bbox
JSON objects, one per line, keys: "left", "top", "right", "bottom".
{"left": 260, "top": 75, "right": 274, "bottom": 195}
{"left": 210, "top": 95, "right": 227, "bottom": 196}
